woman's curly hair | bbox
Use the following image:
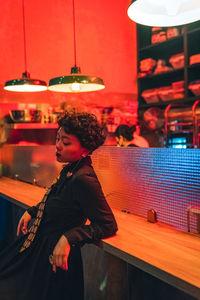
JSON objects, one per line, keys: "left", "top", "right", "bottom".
{"left": 58, "top": 112, "right": 106, "bottom": 152}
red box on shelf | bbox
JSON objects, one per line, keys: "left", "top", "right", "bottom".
{"left": 172, "top": 80, "right": 184, "bottom": 90}
{"left": 141, "top": 89, "right": 159, "bottom": 103}
{"left": 157, "top": 86, "right": 173, "bottom": 101}
{"left": 173, "top": 88, "right": 184, "bottom": 99}
{"left": 166, "top": 27, "right": 179, "bottom": 39}
{"left": 188, "top": 80, "right": 200, "bottom": 96}
{"left": 139, "top": 58, "right": 156, "bottom": 73}
{"left": 190, "top": 54, "right": 200, "bottom": 65}
{"left": 169, "top": 53, "right": 184, "bottom": 69}
{"left": 172, "top": 81, "right": 184, "bottom": 99}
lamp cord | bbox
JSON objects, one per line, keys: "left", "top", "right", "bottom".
{"left": 72, "top": 0, "right": 77, "bottom": 67}
{"left": 22, "top": 0, "right": 28, "bottom": 73}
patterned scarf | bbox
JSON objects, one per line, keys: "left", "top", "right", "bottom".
{"left": 19, "top": 175, "right": 60, "bottom": 253}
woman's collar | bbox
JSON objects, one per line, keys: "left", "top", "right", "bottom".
{"left": 63, "top": 155, "right": 92, "bottom": 171}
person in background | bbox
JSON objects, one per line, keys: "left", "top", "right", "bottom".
{"left": 132, "top": 122, "right": 149, "bottom": 148}
{"left": 114, "top": 123, "right": 149, "bottom": 148}
{"left": 0, "top": 112, "right": 118, "bottom": 300}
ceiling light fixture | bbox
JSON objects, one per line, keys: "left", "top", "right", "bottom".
{"left": 4, "top": 0, "right": 47, "bottom": 92}
{"left": 48, "top": 0, "right": 105, "bottom": 93}
{"left": 127, "top": 0, "right": 200, "bottom": 27}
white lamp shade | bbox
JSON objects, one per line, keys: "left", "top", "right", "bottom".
{"left": 127, "top": 0, "right": 200, "bottom": 27}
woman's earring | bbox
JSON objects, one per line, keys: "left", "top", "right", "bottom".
{"left": 66, "top": 171, "right": 73, "bottom": 178}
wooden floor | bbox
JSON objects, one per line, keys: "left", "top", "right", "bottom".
{"left": 0, "top": 176, "right": 200, "bottom": 299}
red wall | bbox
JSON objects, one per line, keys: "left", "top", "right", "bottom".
{"left": 0, "top": 0, "right": 137, "bottom": 106}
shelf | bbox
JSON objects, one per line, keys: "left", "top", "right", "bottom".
{"left": 187, "top": 27, "right": 200, "bottom": 35}
{"left": 6, "top": 123, "right": 58, "bottom": 129}
{"left": 166, "top": 122, "right": 193, "bottom": 126}
{"left": 188, "top": 64, "right": 200, "bottom": 82}
{"left": 138, "top": 96, "right": 200, "bottom": 109}
{"left": 167, "top": 130, "right": 193, "bottom": 134}
{"left": 188, "top": 63, "right": 200, "bottom": 70}
{"left": 138, "top": 68, "right": 184, "bottom": 81}
{"left": 187, "top": 20, "right": 200, "bottom": 33}
{"left": 139, "top": 35, "right": 183, "bottom": 52}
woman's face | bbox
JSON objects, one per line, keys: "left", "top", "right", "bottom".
{"left": 56, "top": 127, "right": 88, "bottom": 163}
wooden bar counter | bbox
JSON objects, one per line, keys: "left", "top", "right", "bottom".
{"left": 0, "top": 176, "right": 200, "bottom": 299}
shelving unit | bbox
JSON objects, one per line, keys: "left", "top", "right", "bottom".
{"left": 6, "top": 123, "right": 58, "bottom": 130}
{"left": 5, "top": 123, "right": 57, "bottom": 145}
{"left": 137, "top": 21, "right": 200, "bottom": 108}
{"left": 137, "top": 21, "right": 200, "bottom": 148}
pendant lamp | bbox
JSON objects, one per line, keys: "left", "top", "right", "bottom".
{"left": 4, "top": 0, "right": 47, "bottom": 92}
{"left": 48, "top": 0, "right": 105, "bottom": 93}
{"left": 127, "top": 0, "right": 200, "bottom": 27}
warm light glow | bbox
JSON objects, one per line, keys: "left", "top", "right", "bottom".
{"left": 71, "top": 82, "right": 81, "bottom": 91}
{"left": 4, "top": 78, "right": 47, "bottom": 92}
{"left": 4, "top": 84, "right": 47, "bottom": 92}
{"left": 48, "top": 83, "right": 105, "bottom": 93}
{"left": 127, "top": 0, "right": 200, "bottom": 27}
{"left": 48, "top": 74, "right": 105, "bottom": 93}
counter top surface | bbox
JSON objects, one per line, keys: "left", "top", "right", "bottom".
{"left": 0, "top": 176, "right": 46, "bottom": 209}
{"left": 0, "top": 176, "right": 200, "bottom": 298}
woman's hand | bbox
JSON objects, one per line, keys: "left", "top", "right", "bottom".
{"left": 17, "top": 211, "right": 32, "bottom": 236}
{"left": 51, "top": 235, "right": 71, "bottom": 272}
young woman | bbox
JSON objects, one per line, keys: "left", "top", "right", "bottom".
{"left": 0, "top": 112, "right": 118, "bottom": 300}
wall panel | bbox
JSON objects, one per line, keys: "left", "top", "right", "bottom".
{"left": 92, "top": 147, "right": 200, "bottom": 233}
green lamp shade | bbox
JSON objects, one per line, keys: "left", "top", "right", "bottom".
{"left": 48, "top": 74, "right": 105, "bottom": 93}
{"left": 4, "top": 78, "right": 47, "bottom": 92}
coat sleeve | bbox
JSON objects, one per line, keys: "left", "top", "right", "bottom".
{"left": 63, "top": 174, "right": 118, "bottom": 247}
{"left": 27, "top": 202, "right": 41, "bottom": 218}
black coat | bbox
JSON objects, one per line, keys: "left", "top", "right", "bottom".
{"left": 0, "top": 156, "right": 118, "bottom": 300}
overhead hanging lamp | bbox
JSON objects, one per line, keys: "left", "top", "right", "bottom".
{"left": 4, "top": 0, "right": 47, "bottom": 92}
{"left": 127, "top": 0, "right": 200, "bottom": 27}
{"left": 48, "top": 0, "right": 105, "bottom": 93}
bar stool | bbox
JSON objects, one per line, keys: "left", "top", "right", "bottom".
{"left": 187, "top": 206, "right": 200, "bottom": 233}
